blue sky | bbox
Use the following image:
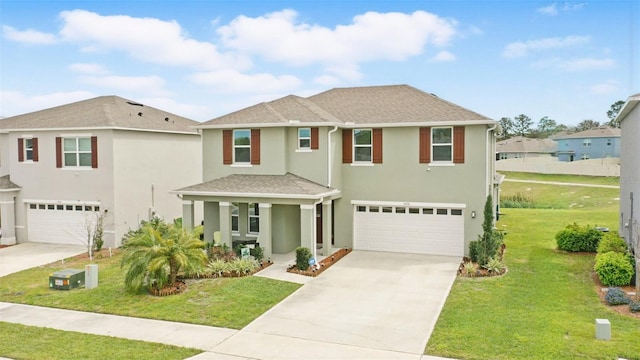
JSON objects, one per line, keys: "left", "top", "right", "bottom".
{"left": 1, "top": 1, "right": 638, "bottom": 126}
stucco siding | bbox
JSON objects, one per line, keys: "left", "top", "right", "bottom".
{"left": 271, "top": 204, "right": 301, "bottom": 253}
{"left": 333, "top": 125, "right": 490, "bottom": 254}
{"left": 620, "top": 105, "right": 640, "bottom": 250}
{"left": 557, "top": 137, "right": 620, "bottom": 161}
{"left": 112, "top": 130, "right": 202, "bottom": 247}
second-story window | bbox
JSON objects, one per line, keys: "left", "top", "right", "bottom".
{"left": 583, "top": 139, "right": 591, "bottom": 147}
{"left": 64, "top": 137, "right": 92, "bottom": 167}
{"left": 353, "top": 129, "right": 372, "bottom": 162}
{"left": 432, "top": 127, "right": 453, "bottom": 162}
{"left": 24, "top": 138, "right": 34, "bottom": 161}
{"left": 298, "top": 128, "right": 311, "bottom": 149}
{"left": 234, "top": 130, "right": 251, "bottom": 163}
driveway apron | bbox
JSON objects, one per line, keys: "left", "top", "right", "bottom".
{"left": 0, "top": 243, "right": 86, "bottom": 277}
{"left": 214, "top": 251, "right": 460, "bottom": 356}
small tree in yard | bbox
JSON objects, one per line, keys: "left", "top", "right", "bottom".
{"left": 469, "top": 195, "right": 504, "bottom": 266}
{"left": 80, "top": 210, "right": 109, "bottom": 261}
{"left": 121, "top": 220, "right": 206, "bottom": 293}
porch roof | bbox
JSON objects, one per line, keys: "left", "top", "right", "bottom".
{"left": 173, "top": 173, "right": 339, "bottom": 200}
{"left": 0, "top": 175, "right": 21, "bottom": 192}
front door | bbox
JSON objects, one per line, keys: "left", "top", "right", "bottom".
{"left": 316, "top": 203, "right": 323, "bottom": 244}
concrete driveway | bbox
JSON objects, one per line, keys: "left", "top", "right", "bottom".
{"left": 0, "top": 242, "right": 86, "bottom": 277}
{"left": 209, "top": 250, "right": 460, "bottom": 358}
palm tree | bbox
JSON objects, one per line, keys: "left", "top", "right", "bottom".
{"left": 121, "top": 221, "right": 206, "bottom": 292}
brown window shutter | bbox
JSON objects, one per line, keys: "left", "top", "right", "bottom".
{"left": 419, "top": 127, "right": 431, "bottom": 163}
{"left": 372, "top": 128, "right": 383, "bottom": 164}
{"left": 453, "top": 126, "right": 465, "bottom": 164}
{"left": 18, "top": 138, "right": 24, "bottom": 162}
{"left": 32, "top": 138, "right": 39, "bottom": 162}
{"left": 250, "top": 129, "right": 260, "bottom": 165}
{"left": 91, "top": 136, "right": 98, "bottom": 168}
{"left": 311, "top": 127, "right": 319, "bottom": 149}
{"left": 223, "top": 130, "right": 232, "bottom": 164}
{"left": 342, "top": 129, "right": 352, "bottom": 163}
{"left": 56, "top": 137, "right": 62, "bottom": 168}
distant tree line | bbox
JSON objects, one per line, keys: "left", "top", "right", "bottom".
{"left": 498, "top": 100, "right": 625, "bottom": 140}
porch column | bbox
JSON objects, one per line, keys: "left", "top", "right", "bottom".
{"left": 322, "top": 200, "right": 332, "bottom": 256}
{"left": 182, "top": 200, "right": 194, "bottom": 231}
{"left": 203, "top": 202, "right": 220, "bottom": 243}
{"left": 258, "top": 203, "right": 272, "bottom": 260}
{"left": 0, "top": 199, "right": 17, "bottom": 245}
{"left": 300, "top": 204, "right": 314, "bottom": 252}
{"left": 219, "top": 202, "right": 233, "bottom": 248}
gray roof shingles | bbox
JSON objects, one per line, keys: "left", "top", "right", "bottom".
{"left": 554, "top": 126, "right": 620, "bottom": 140}
{"left": 200, "top": 84, "right": 493, "bottom": 127}
{"left": 176, "top": 173, "right": 335, "bottom": 198}
{"left": 0, "top": 96, "right": 199, "bottom": 133}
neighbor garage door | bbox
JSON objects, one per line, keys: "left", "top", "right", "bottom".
{"left": 27, "top": 202, "right": 101, "bottom": 245}
{"left": 353, "top": 202, "right": 465, "bottom": 256}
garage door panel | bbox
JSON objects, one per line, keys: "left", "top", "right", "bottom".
{"left": 354, "top": 204, "right": 464, "bottom": 256}
{"left": 27, "top": 203, "right": 99, "bottom": 245}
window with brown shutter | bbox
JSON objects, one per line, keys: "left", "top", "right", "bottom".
{"left": 91, "top": 136, "right": 98, "bottom": 168}
{"left": 372, "top": 128, "right": 383, "bottom": 164}
{"left": 250, "top": 129, "right": 260, "bottom": 165}
{"left": 18, "top": 138, "right": 24, "bottom": 162}
{"left": 342, "top": 129, "right": 352, "bottom": 163}
{"left": 56, "top": 137, "right": 62, "bottom": 168}
{"left": 419, "top": 127, "right": 431, "bottom": 163}
{"left": 32, "top": 138, "right": 39, "bottom": 162}
{"left": 223, "top": 130, "right": 232, "bottom": 164}
{"left": 311, "top": 127, "right": 319, "bottom": 149}
{"left": 453, "top": 126, "right": 465, "bottom": 164}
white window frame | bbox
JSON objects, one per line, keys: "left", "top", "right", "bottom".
{"left": 231, "top": 203, "right": 239, "bottom": 233}
{"left": 353, "top": 129, "right": 372, "bottom": 163}
{"left": 431, "top": 127, "right": 453, "bottom": 163}
{"left": 248, "top": 203, "right": 259, "bottom": 234}
{"left": 24, "top": 137, "right": 34, "bottom": 161}
{"left": 63, "top": 137, "right": 92, "bottom": 167}
{"left": 583, "top": 139, "right": 591, "bottom": 147}
{"left": 233, "top": 130, "right": 251, "bottom": 164}
{"left": 298, "top": 128, "right": 311, "bottom": 150}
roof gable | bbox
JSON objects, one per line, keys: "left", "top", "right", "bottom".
{"left": 554, "top": 126, "right": 620, "bottom": 140}
{"left": 0, "top": 96, "right": 199, "bottom": 133}
{"left": 496, "top": 136, "right": 556, "bottom": 153}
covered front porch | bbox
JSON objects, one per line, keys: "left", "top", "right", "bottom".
{"left": 174, "top": 173, "right": 341, "bottom": 261}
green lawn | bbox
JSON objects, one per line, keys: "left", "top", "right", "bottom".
{"left": 500, "top": 171, "right": 620, "bottom": 186}
{"left": 426, "top": 208, "right": 639, "bottom": 359}
{"left": 0, "top": 252, "right": 301, "bottom": 329}
{"left": 0, "top": 322, "right": 201, "bottom": 360}
{"left": 500, "top": 178, "right": 619, "bottom": 212}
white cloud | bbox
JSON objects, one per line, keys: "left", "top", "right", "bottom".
{"left": 590, "top": 80, "right": 619, "bottom": 95}
{"left": 78, "top": 75, "right": 171, "bottom": 96}
{"left": 2, "top": 25, "right": 57, "bottom": 44}
{"left": 218, "top": 10, "right": 458, "bottom": 66}
{"left": 136, "top": 97, "right": 211, "bottom": 121}
{"left": 502, "top": 35, "right": 590, "bottom": 58}
{"left": 537, "top": 2, "right": 586, "bottom": 16}
{"left": 187, "top": 69, "right": 302, "bottom": 93}
{"left": 0, "top": 90, "right": 95, "bottom": 117}
{"left": 430, "top": 50, "right": 456, "bottom": 62}
{"left": 533, "top": 57, "right": 615, "bottom": 71}
{"left": 58, "top": 10, "right": 244, "bottom": 71}
{"left": 68, "top": 63, "right": 109, "bottom": 75}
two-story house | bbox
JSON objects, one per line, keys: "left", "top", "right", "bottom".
{"left": 496, "top": 136, "right": 556, "bottom": 160}
{"left": 617, "top": 93, "right": 640, "bottom": 254}
{"left": 0, "top": 96, "right": 202, "bottom": 248}
{"left": 554, "top": 126, "right": 621, "bottom": 162}
{"left": 176, "top": 85, "right": 499, "bottom": 260}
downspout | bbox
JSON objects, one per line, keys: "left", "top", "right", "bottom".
{"left": 486, "top": 123, "right": 498, "bottom": 199}
{"left": 327, "top": 126, "right": 339, "bottom": 187}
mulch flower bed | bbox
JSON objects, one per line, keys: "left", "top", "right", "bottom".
{"left": 593, "top": 273, "right": 640, "bottom": 319}
{"left": 181, "top": 261, "right": 273, "bottom": 280}
{"left": 458, "top": 244, "right": 507, "bottom": 278}
{"left": 286, "top": 248, "right": 352, "bottom": 277}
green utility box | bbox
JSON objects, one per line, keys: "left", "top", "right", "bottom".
{"left": 49, "top": 269, "right": 85, "bottom": 290}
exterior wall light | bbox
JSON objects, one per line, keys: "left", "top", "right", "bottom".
{"left": 471, "top": 211, "right": 476, "bottom": 219}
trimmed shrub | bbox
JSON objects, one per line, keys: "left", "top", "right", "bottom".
{"left": 295, "top": 247, "right": 313, "bottom": 271}
{"left": 251, "top": 245, "right": 264, "bottom": 262}
{"left": 597, "top": 231, "right": 628, "bottom": 254}
{"left": 483, "top": 257, "right": 505, "bottom": 274}
{"left": 555, "top": 223, "right": 603, "bottom": 252}
{"left": 604, "top": 287, "right": 630, "bottom": 305}
{"left": 595, "top": 252, "right": 635, "bottom": 287}
{"left": 630, "top": 301, "right": 640, "bottom": 313}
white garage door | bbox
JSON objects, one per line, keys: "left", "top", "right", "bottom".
{"left": 27, "top": 202, "right": 101, "bottom": 245}
{"left": 353, "top": 202, "right": 465, "bottom": 256}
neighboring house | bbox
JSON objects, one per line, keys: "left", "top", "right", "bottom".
{"left": 616, "top": 93, "right": 640, "bottom": 253}
{"left": 496, "top": 136, "right": 556, "bottom": 160}
{"left": 554, "top": 126, "right": 620, "bottom": 162}
{"left": 175, "top": 85, "right": 499, "bottom": 260}
{"left": 0, "top": 96, "right": 202, "bottom": 248}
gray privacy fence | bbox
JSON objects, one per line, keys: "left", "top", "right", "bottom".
{"left": 496, "top": 157, "right": 620, "bottom": 177}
